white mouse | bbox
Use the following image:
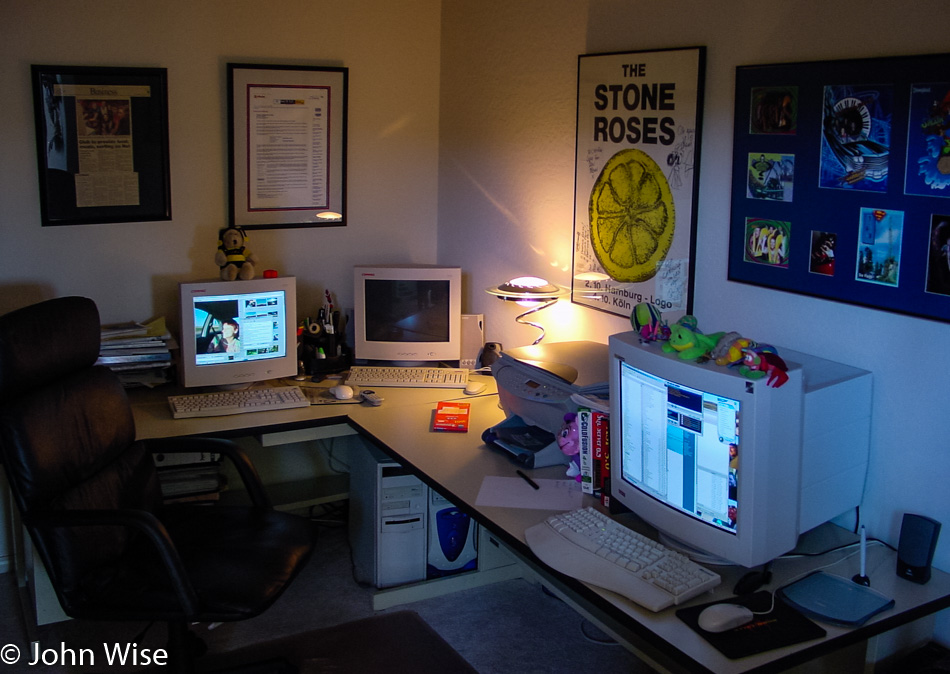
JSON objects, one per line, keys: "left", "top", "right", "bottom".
{"left": 329, "top": 384, "right": 354, "bottom": 400}
{"left": 697, "top": 603, "right": 755, "bottom": 633}
{"left": 464, "top": 381, "right": 487, "bottom": 395}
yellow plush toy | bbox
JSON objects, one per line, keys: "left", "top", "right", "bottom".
{"left": 215, "top": 226, "right": 258, "bottom": 281}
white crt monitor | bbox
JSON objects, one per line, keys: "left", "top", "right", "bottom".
{"left": 608, "top": 331, "right": 872, "bottom": 568}
{"left": 178, "top": 276, "right": 298, "bottom": 388}
{"left": 353, "top": 264, "right": 462, "bottom": 365}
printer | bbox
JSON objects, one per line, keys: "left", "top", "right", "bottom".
{"left": 491, "top": 340, "right": 610, "bottom": 432}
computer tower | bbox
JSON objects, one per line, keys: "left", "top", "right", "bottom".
{"left": 350, "top": 445, "right": 428, "bottom": 588}
{"left": 427, "top": 490, "right": 478, "bottom": 578}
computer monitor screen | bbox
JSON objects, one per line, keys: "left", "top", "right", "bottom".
{"left": 178, "top": 276, "right": 298, "bottom": 388}
{"left": 617, "top": 360, "right": 740, "bottom": 537}
{"left": 609, "top": 330, "right": 872, "bottom": 568}
{"left": 353, "top": 265, "right": 461, "bottom": 365}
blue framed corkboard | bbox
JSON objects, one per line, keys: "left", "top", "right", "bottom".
{"left": 728, "top": 52, "right": 950, "bottom": 323}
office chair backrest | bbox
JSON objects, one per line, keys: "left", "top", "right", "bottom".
{"left": 0, "top": 296, "right": 163, "bottom": 610}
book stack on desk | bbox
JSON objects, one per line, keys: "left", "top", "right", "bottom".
{"left": 97, "top": 317, "right": 177, "bottom": 387}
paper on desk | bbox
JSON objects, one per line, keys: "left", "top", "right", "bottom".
{"left": 475, "top": 476, "right": 586, "bottom": 510}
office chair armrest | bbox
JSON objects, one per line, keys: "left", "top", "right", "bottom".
{"left": 26, "top": 508, "right": 201, "bottom": 616}
{"left": 143, "top": 436, "right": 272, "bottom": 508}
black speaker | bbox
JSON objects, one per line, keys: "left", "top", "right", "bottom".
{"left": 896, "top": 513, "right": 941, "bottom": 584}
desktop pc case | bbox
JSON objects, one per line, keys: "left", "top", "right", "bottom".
{"left": 350, "top": 444, "right": 477, "bottom": 588}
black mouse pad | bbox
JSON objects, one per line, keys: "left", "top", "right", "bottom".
{"left": 676, "top": 591, "right": 826, "bottom": 659}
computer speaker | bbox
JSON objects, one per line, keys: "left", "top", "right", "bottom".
{"left": 460, "top": 314, "right": 484, "bottom": 370}
{"left": 896, "top": 513, "right": 941, "bottom": 584}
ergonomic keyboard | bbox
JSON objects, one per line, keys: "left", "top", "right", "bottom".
{"left": 345, "top": 365, "right": 470, "bottom": 388}
{"left": 524, "top": 507, "right": 721, "bottom": 612}
{"left": 167, "top": 386, "right": 310, "bottom": 419}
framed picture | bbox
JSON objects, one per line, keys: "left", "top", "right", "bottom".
{"left": 572, "top": 47, "right": 705, "bottom": 323}
{"left": 228, "top": 63, "right": 348, "bottom": 230}
{"left": 31, "top": 65, "right": 171, "bottom": 226}
{"left": 729, "top": 52, "right": 950, "bottom": 323}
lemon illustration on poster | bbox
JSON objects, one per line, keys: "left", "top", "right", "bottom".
{"left": 572, "top": 47, "right": 705, "bottom": 323}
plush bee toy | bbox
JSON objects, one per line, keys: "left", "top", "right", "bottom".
{"left": 215, "top": 226, "right": 258, "bottom": 280}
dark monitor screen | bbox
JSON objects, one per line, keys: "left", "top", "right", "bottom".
{"left": 363, "top": 279, "right": 450, "bottom": 343}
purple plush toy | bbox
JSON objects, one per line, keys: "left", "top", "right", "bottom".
{"left": 557, "top": 412, "right": 583, "bottom": 482}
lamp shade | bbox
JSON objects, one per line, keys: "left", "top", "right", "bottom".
{"left": 485, "top": 276, "right": 567, "bottom": 345}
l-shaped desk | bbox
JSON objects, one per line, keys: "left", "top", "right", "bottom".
{"left": 125, "top": 376, "right": 950, "bottom": 674}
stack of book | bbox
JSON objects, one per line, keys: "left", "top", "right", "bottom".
{"left": 153, "top": 450, "right": 227, "bottom": 503}
{"left": 98, "top": 316, "right": 177, "bottom": 387}
{"left": 574, "top": 394, "right": 611, "bottom": 506}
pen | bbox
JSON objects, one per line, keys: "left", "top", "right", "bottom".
{"left": 516, "top": 469, "right": 539, "bottom": 490}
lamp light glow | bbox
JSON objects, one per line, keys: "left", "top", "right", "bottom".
{"left": 486, "top": 276, "right": 567, "bottom": 345}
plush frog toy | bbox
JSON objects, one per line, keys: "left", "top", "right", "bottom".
{"left": 215, "top": 226, "right": 258, "bottom": 281}
{"left": 661, "top": 316, "right": 725, "bottom": 361}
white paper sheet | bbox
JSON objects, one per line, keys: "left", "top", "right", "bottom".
{"left": 475, "top": 476, "right": 586, "bottom": 510}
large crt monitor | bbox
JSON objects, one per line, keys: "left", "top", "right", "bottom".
{"left": 353, "top": 264, "right": 462, "bottom": 365}
{"left": 609, "top": 331, "right": 872, "bottom": 568}
{"left": 179, "top": 276, "right": 298, "bottom": 388}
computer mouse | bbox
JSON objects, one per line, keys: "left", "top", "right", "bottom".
{"left": 697, "top": 603, "right": 755, "bottom": 633}
{"left": 464, "top": 381, "right": 487, "bottom": 395}
{"left": 329, "top": 384, "right": 354, "bottom": 400}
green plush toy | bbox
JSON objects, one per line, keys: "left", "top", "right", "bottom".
{"left": 661, "top": 316, "right": 726, "bottom": 361}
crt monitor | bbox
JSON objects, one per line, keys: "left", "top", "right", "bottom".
{"left": 608, "top": 330, "right": 872, "bottom": 568}
{"left": 353, "top": 264, "right": 462, "bottom": 365}
{"left": 178, "top": 276, "right": 298, "bottom": 388}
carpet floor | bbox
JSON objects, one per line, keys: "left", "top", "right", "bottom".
{"left": 0, "top": 505, "right": 655, "bottom": 673}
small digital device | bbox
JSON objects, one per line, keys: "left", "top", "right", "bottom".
{"left": 608, "top": 331, "right": 872, "bottom": 568}
{"left": 178, "top": 276, "right": 298, "bottom": 389}
{"left": 353, "top": 264, "right": 462, "bottom": 365}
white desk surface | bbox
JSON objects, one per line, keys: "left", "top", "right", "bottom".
{"left": 128, "top": 376, "right": 950, "bottom": 674}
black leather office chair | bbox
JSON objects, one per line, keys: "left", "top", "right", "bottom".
{"left": 0, "top": 296, "right": 317, "bottom": 672}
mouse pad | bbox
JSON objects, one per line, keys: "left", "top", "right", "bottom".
{"left": 676, "top": 591, "right": 826, "bottom": 659}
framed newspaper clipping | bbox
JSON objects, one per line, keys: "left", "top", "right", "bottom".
{"left": 572, "top": 47, "right": 705, "bottom": 323}
{"left": 31, "top": 65, "right": 171, "bottom": 226}
{"left": 228, "top": 63, "right": 348, "bottom": 230}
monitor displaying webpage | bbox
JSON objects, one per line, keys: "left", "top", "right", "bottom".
{"left": 619, "top": 360, "right": 740, "bottom": 534}
{"left": 193, "top": 290, "right": 287, "bottom": 366}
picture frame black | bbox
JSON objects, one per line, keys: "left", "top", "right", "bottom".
{"left": 729, "top": 52, "right": 950, "bottom": 323}
{"left": 571, "top": 47, "right": 705, "bottom": 325}
{"left": 227, "top": 63, "right": 348, "bottom": 230}
{"left": 31, "top": 64, "right": 171, "bottom": 226}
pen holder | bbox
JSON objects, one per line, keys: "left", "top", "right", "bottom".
{"left": 299, "top": 331, "right": 350, "bottom": 375}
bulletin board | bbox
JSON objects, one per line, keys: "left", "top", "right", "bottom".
{"left": 728, "top": 52, "right": 950, "bottom": 323}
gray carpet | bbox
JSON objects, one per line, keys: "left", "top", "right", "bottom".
{"left": 0, "top": 506, "right": 653, "bottom": 673}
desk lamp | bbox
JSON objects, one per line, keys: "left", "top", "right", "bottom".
{"left": 486, "top": 276, "right": 566, "bottom": 345}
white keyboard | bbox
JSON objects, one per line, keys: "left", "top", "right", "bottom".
{"left": 168, "top": 386, "right": 310, "bottom": 419}
{"left": 345, "top": 365, "right": 469, "bottom": 388}
{"left": 524, "top": 507, "right": 720, "bottom": 612}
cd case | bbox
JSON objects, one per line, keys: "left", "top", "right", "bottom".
{"left": 777, "top": 571, "right": 895, "bottom": 626}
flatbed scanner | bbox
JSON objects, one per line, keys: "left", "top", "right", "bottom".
{"left": 490, "top": 341, "right": 609, "bottom": 436}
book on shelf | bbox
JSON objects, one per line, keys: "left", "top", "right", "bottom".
{"left": 157, "top": 464, "right": 227, "bottom": 499}
{"left": 577, "top": 407, "right": 594, "bottom": 494}
{"left": 152, "top": 451, "right": 221, "bottom": 468}
{"left": 592, "top": 409, "right": 610, "bottom": 503}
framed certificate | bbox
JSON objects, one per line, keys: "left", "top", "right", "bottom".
{"left": 228, "top": 63, "right": 348, "bottom": 229}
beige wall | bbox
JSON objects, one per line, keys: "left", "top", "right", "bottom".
{"left": 0, "top": 0, "right": 442, "bottom": 325}
{"left": 437, "top": 0, "right": 950, "bottom": 642}
{"left": 0, "top": 0, "right": 442, "bottom": 568}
